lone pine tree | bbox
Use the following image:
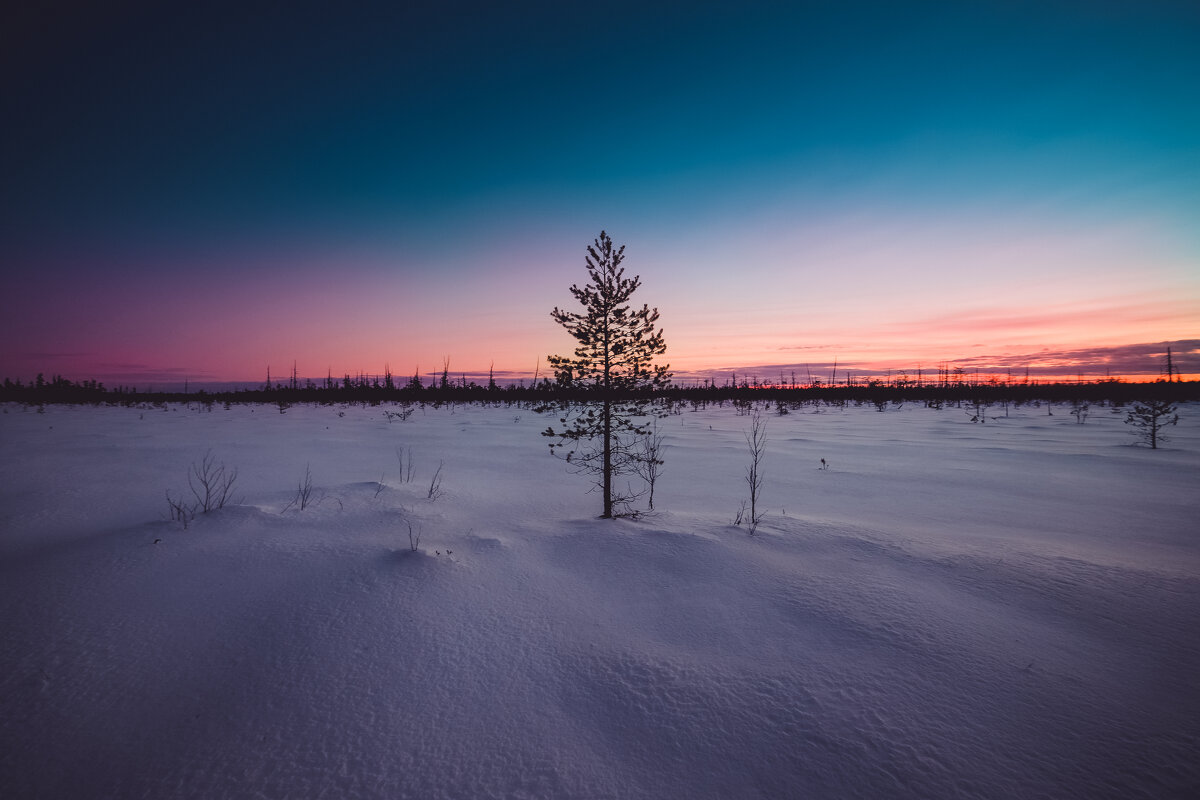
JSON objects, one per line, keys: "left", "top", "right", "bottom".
{"left": 543, "top": 231, "right": 670, "bottom": 518}
{"left": 1125, "top": 399, "right": 1179, "bottom": 449}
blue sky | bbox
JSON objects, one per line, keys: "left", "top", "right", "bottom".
{"left": 2, "top": 0, "right": 1198, "bottom": 384}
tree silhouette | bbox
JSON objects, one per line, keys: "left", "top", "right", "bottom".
{"left": 543, "top": 231, "right": 670, "bottom": 518}
{"left": 1125, "top": 399, "right": 1179, "bottom": 449}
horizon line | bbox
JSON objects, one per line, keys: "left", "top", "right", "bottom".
{"left": 5, "top": 339, "right": 1196, "bottom": 390}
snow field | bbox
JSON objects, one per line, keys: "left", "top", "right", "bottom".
{"left": 1, "top": 400, "right": 1198, "bottom": 799}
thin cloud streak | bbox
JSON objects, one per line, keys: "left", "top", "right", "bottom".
{"left": 947, "top": 340, "right": 1199, "bottom": 378}
{"left": 873, "top": 300, "right": 1195, "bottom": 339}
{"left": 676, "top": 340, "right": 1199, "bottom": 383}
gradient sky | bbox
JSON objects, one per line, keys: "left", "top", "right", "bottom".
{"left": 3, "top": 0, "right": 1198, "bottom": 386}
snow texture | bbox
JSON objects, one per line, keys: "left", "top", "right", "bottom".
{"left": 2, "top": 400, "right": 1198, "bottom": 799}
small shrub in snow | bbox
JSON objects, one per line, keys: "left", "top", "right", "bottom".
{"left": 281, "top": 464, "right": 342, "bottom": 512}
{"left": 733, "top": 499, "right": 748, "bottom": 527}
{"left": 283, "top": 464, "right": 316, "bottom": 512}
{"left": 188, "top": 450, "right": 238, "bottom": 512}
{"left": 427, "top": 461, "right": 445, "bottom": 501}
{"left": 406, "top": 520, "right": 421, "bottom": 552}
{"left": 165, "top": 450, "right": 238, "bottom": 527}
{"left": 166, "top": 492, "right": 197, "bottom": 528}
{"left": 396, "top": 446, "right": 415, "bottom": 483}
{"left": 965, "top": 398, "right": 990, "bottom": 423}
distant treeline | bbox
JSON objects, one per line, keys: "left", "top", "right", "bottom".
{"left": 3, "top": 372, "right": 1196, "bottom": 407}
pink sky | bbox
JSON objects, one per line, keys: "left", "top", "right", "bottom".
{"left": 3, "top": 210, "right": 1196, "bottom": 387}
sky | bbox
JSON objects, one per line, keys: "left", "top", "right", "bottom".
{"left": 2, "top": 0, "right": 1198, "bottom": 387}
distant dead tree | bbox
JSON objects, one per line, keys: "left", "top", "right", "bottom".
{"left": 635, "top": 420, "right": 666, "bottom": 511}
{"left": 744, "top": 410, "right": 767, "bottom": 533}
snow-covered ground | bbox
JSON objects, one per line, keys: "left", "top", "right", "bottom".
{"left": 2, "top": 400, "right": 1198, "bottom": 799}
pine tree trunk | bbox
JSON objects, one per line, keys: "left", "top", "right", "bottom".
{"left": 601, "top": 308, "right": 613, "bottom": 518}
{"left": 602, "top": 396, "right": 613, "bottom": 518}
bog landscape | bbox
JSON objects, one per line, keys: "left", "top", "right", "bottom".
{"left": 3, "top": 232, "right": 1198, "bottom": 798}
{"left": 4, "top": 2, "right": 1199, "bottom": 798}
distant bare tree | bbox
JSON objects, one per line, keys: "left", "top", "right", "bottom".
{"left": 427, "top": 460, "right": 445, "bottom": 501}
{"left": 965, "top": 397, "right": 989, "bottom": 423}
{"left": 1164, "top": 346, "right": 1179, "bottom": 382}
{"left": 635, "top": 420, "right": 666, "bottom": 511}
{"left": 1070, "top": 398, "right": 1089, "bottom": 424}
{"left": 744, "top": 410, "right": 767, "bottom": 533}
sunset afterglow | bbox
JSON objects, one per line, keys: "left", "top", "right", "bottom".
{"left": 2, "top": 1, "right": 1197, "bottom": 387}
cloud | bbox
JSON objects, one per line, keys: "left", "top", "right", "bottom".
{"left": 943, "top": 339, "right": 1199, "bottom": 377}
{"left": 673, "top": 339, "right": 1198, "bottom": 382}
